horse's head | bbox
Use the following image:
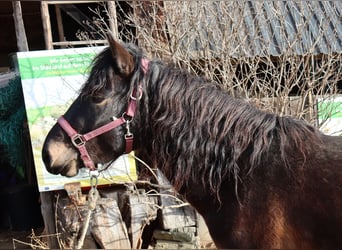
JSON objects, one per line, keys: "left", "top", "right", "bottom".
{"left": 42, "top": 36, "right": 147, "bottom": 176}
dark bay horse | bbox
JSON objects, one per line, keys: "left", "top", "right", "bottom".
{"left": 42, "top": 37, "right": 342, "bottom": 248}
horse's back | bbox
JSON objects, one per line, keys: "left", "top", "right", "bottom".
{"left": 208, "top": 133, "right": 342, "bottom": 249}
{"left": 266, "top": 133, "right": 342, "bottom": 248}
{"left": 301, "top": 134, "right": 342, "bottom": 247}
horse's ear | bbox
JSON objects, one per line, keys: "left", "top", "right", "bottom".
{"left": 107, "top": 34, "right": 134, "bottom": 77}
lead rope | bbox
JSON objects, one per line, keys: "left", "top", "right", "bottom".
{"left": 75, "top": 171, "right": 100, "bottom": 249}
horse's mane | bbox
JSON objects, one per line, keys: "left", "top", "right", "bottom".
{"left": 143, "top": 56, "right": 321, "bottom": 197}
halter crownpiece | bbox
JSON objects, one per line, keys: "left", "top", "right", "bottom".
{"left": 57, "top": 58, "right": 149, "bottom": 171}
{"left": 141, "top": 57, "right": 149, "bottom": 74}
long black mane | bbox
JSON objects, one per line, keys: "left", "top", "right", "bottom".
{"left": 142, "top": 52, "right": 321, "bottom": 196}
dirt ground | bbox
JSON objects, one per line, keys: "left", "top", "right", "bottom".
{"left": 0, "top": 228, "right": 45, "bottom": 249}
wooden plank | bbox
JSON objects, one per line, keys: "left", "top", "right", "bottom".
{"left": 52, "top": 40, "right": 107, "bottom": 46}
{"left": 153, "top": 228, "right": 196, "bottom": 242}
{"left": 107, "top": 1, "right": 118, "bottom": 39}
{"left": 40, "top": 2, "right": 53, "bottom": 50}
{"left": 55, "top": 4, "right": 66, "bottom": 48}
{"left": 155, "top": 239, "right": 197, "bottom": 249}
{"left": 12, "top": 1, "right": 28, "bottom": 51}
{"left": 156, "top": 170, "right": 197, "bottom": 230}
{"left": 91, "top": 198, "right": 131, "bottom": 249}
{"left": 40, "top": 192, "right": 59, "bottom": 248}
{"left": 119, "top": 189, "right": 158, "bottom": 248}
{"left": 130, "top": 190, "right": 158, "bottom": 248}
{"left": 45, "top": 1, "right": 103, "bottom": 4}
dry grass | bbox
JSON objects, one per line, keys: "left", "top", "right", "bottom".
{"left": 107, "top": 1, "right": 341, "bottom": 128}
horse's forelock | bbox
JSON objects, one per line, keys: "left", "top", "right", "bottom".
{"left": 80, "top": 44, "right": 145, "bottom": 99}
{"left": 78, "top": 48, "right": 109, "bottom": 99}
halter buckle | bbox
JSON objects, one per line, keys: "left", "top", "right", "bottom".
{"left": 125, "top": 120, "right": 133, "bottom": 138}
{"left": 71, "top": 134, "right": 85, "bottom": 148}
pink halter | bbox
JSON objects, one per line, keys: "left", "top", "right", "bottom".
{"left": 57, "top": 58, "right": 149, "bottom": 170}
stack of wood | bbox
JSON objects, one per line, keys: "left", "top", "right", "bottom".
{"left": 55, "top": 171, "right": 213, "bottom": 249}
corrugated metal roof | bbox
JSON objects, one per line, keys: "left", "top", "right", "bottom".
{"left": 169, "top": 1, "right": 342, "bottom": 57}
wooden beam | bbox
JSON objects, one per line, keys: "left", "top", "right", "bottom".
{"left": 40, "top": 192, "right": 59, "bottom": 248}
{"left": 155, "top": 170, "right": 196, "bottom": 230}
{"left": 12, "top": 1, "right": 28, "bottom": 52}
{"left": 52, "top": 40, "right": 107, "bottom": 46}
{"left": 92, "top": 199, "right": 131, "bottom": 249}
{"left": 107, "top": 1, "right": 118, "bottom": 39}
{"left": 41, "top": 2, "right": 53, "bottom": 50}
{"left": 45, "top": 0, "right": 102, "bottom": 4}
{"left": 55, "top": 4, "right": 66, "bottom": 47}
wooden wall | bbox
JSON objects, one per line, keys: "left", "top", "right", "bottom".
{"left": 0, "top": 2, "right": 45, "bottom": 71}
{"left": 0, "top": 2, "right": 115, "bottom": 72}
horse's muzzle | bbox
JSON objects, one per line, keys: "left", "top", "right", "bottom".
{"left": 42, "top": 137, "right": 79, "bottom": 177}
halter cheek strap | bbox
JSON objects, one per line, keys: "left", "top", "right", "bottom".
{"left": 57, "top": 58, "right": 149, "bottom": 171}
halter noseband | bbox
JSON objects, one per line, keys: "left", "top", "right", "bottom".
{"left": 57, "top": 58, "right": 149, "bottom": 171}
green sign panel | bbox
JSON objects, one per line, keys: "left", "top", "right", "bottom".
{"left": 18, "top": 53, "right": 95, "bottom": 80}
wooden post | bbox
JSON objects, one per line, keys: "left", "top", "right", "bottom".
{"left": 107, "top": 1, "right": 118, "bottom": 39}
{"left": 41, "top": 2, "right": 53, "bottom": 50}
{"left": 12, "top": 1, "right": 28, "bottom": 51}
{"left": 40, "top": 192, "right": 59, "bottom": 248}
{"left": 92, "top": 199, "right": 131, "bottom": 249}
{"left": 55, "top": 4, "right": 66, "bottom": 48}
{"left": 118, "top": 189, "right": 158, "bottom": 248}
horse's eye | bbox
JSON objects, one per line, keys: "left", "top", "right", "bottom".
{"left": 91, "top": 95, "right": 106, "bottom": 104}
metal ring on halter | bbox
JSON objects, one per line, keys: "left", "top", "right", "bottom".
{"left": 89, "top": 170, "right": 99, "bottom": 188}
{"left": 130, "top": 86, "right": 143, "bottom": 100}
{"left": 121, "top": 112, "right": 133, "bottom": 123}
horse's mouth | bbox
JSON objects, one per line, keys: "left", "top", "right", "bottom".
{"left": 58, "top": 159, "right": 79, "bottom": 177}
{"left": 46, "top": 159, "right": 79, "bottom": 177}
